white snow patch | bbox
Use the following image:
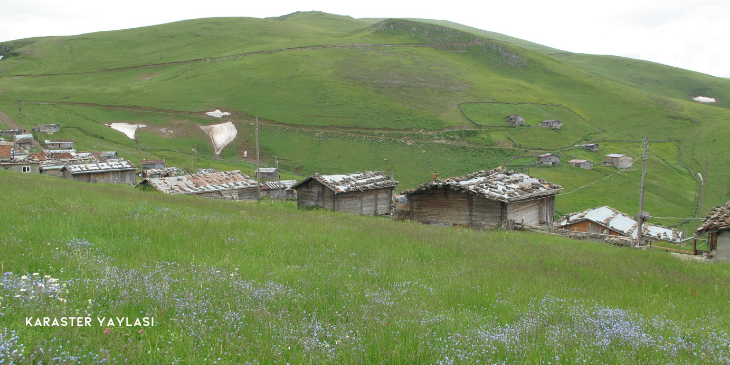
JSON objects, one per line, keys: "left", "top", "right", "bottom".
{"left": 200, "top": 121, "right": 237, "bottom": 155}
{"left": 693, "top": 96, "right": 716, "bottom": 103}
{"left": 206, "top": 109, "right": 231, "bottom": 118}
{"left": 110, "top": 123, "right": 146, "bottom": 140}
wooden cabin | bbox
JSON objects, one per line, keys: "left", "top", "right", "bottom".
{"left": 538, "top": 154, "right": 561, "bottom": 165}
{"left": 696, "top": 201, "right": 730, "bottom": 262}
{"left": 567, "top": 159, "right": 593, "bottom": 169}
{"left": 33, "top": 124, "right": 60, "bottom": 134}
{"left": 402, "top": 168, "right": 562, "bottom": 229}
{"left": 256, "top": 167, "right": 279, "bottom": 180}
{"left": 292, "top": 171, "right": 398, "bottom": 216}
{"left": 141, "top": 159, "right": 165, "bottom": 170}
{"left": 602, "top": 154, "right": 633, "bottom": 168}
{"left": 559, "top": 206, "right": 682, "bottom": 244}
{"left": 580, "top": 143, "right": 599, "bottom": 151}
{"left": 62, "top": 159, "right": 137, "bottom": 185}
{"left": 139, "top": 170, "right": 260, "bottom": 201}
{"left": 540, "top": 119, "right": 562, "bottom": 129}
{"left": 44, "top": 139, "right": 74, "bottom": 150}
{"left": 261, "top": 180, "right": 297, "bottom": 199}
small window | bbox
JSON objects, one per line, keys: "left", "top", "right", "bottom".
{"left": 22, "top": 166, "right": 31, "bottom": 173}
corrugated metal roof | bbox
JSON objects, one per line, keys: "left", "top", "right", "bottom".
{"left": 64, "top": 159, "right": 136, "bottom": 174}
{"left": 605, "top": 154, "right": 627, "bottom": 158}
{"left": 404, "top": 168, "right": 562, "bottom": 203}
{"left": 142, "top": 170, "right": 259, "bottom": 195}
{"left": 292, "top": 171, "right": 398, "bottom": 193}
{"left": 559, "top": 206, "right": 682, "bottom": 242}
{"left": 263, "top": 180, "right": 297, "bottom": 190}
{"left": 696, "top": 200, "right": 730, "bottom": 234}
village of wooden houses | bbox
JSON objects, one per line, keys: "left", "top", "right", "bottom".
{"left": 3, "top": 120, "right": 727, "bottom": 264}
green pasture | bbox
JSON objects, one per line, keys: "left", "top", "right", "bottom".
{"left": 1, "top": 171, "right": 729, "bottom": 364}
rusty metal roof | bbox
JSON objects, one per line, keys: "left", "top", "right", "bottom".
{"left": 141, "top": 170, "right": 260, "bottom": 195}
{"left": 403, "top": 168, "right": 562, "bottom": 203}
{"left": 64, "top": 159, "right": 136, "bottom": 174}
{"left": 292, "top": 171, "right": 398, "bottom": 193}
{"left": 559, "top": 206, "right": 682, "bottom": 242}
{"left": 696, "top": 200, "right": 730, "bottom": 234}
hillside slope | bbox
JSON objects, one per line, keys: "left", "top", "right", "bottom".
{"left": 0, "top": 12, "right": 728, "bottom": 224}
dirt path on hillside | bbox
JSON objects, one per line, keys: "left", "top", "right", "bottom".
{"left": 0, "top": 109, "right": 42, "bottom": 149}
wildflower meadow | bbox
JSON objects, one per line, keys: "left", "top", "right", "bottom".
{"left": 1, "top": 171, "right": 729, "bottom": 364}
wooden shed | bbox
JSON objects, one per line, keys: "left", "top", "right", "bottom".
{"left": 256, "top": 167, "right": 279, "bottom": 180}
{"left": 141, "top": 159, "right": 166, "bottom": 170}
{"left": 580, "top": 143, "right": 599, "bottom": 151}
{"left": 567, "top": 159, "right": 593, "bottom": 169}
{"left": 261, "top": 180, "right": 297, "bottom": 199}
{"left": 402, "top": 168, "right": 562, "bottom": 229}
{"left": 602, "top": 154, "right": 633, "bottom": 168}
{"left": 13, "top": 134, "right": 33, "bottom": 151}
{"left": 44, "top": 139, "right": 74, "bottom": 150}
{"left": 538, "top": 153, "right": 561, "bottom": 165}
{"left": 33, "top": 124, "right": 60, "bottom": 134}
{"left": 139, "top": 170, "right": 260, "bottom": 201}
{"left": 696, "top": 201, "right": 730, "bottom": 262}
{"left": 292, "top": 171, "right": 398, "bottom": 216}
{"left": 540, "top": 120, "right": 562, "bottom": 129}
{"left": 62, "top": 159, "right": 137, "bottom": 185}
{"left": 559, "top": 206, "right": 682, "bottom": 244}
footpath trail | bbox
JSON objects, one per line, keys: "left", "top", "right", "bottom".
{"left": 0, "top": 109, "right": 42, "bottom": 149}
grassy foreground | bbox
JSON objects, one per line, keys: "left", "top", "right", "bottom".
{"left": 1, "top": 172, "right": 729, "bottom": 364}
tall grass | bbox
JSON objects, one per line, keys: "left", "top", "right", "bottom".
{"left": 1, "top": 172, "right": 729, "bottom": 363}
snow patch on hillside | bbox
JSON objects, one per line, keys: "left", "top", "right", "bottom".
{"left": 693, "top": 96, "right": 716, "bottom": 103}
{"left": 200, "top": 122, "right": 237, "bottom": 155}
{"left": 206, "top": 110, "right": 231, "bottom": 118}
{"left": 110, "top": 123, "right": 146, "bottom": 140}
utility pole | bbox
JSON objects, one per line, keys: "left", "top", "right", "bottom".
{"left": 636, "top": 135, "right": 649, "bottom": 247}
{"left": 277, "top": 156, "right": 283, "bottom": 203}
{"left": 695, "top": 159, "right": 710, "bottom": 253}
{"left": 18, "top": 100, "right": 22, "bottom": 119}
{"left": 256, "top": 116, "right": 260, "bottom": 200}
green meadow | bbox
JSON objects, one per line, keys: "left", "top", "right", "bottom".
{"left": 2, "top": 172, "right": 730, "bottom": 364}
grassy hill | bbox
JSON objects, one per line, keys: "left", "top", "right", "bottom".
{"left": 2, "top": 171, "right": 729, "bottom": 364}
{"left": 0, "top": 11, "right": 729, "bottom": 227}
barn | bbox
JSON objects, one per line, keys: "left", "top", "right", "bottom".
{"left": 538, "top": 153, "right": 561, "bottom": 165}
{"left": 402, "top": 168, "right": 562, "bottom": 229}
{"left": 62, "top": 159, "right": 137, "bottom": 185}
{"left": 292, "top": 171, "right": 398, "bottom": 216}
{"left": 696, "top": 201, "right": 730, "bottom": 262}
{"left": 602, "top": 154, "right": 633, "bottom": 168}
{"left": 567, "top": 159, "right": 593, "bottom": 169}
{"left": 139, "top": 170, "right": 260, "bottom": 201}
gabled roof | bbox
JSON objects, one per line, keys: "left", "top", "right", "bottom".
{"left": 64, "top": 159, "right": 136, "bottom": 174}
{"left": 403, "top": 168, "right": 562, "bottom": 203}
{"left": 559, "top": 206, "right": 682, "bottom": 242}
{"left": 696, "top": 200, "right": 730, "bottom": 234}
{"left": 292, "top": 171, "right": 398, "bottom": 193}
{"left": 141, "top": 170, "right": 259, "bottom": 195}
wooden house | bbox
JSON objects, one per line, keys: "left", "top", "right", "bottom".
{"left": 538, "top": 153, "right": 561, "bottom": 165}
{"left": 13, "top": 134, "right": 33, "bottom": 151}
{"left": 44, "top": 139, "right": 74, "bottom": 150}
{"left": 506, "top": 114, "right": 526, "bottom": 126}
{"left": 602, "top": 154, "right": 633, "bottom": 168}
{"left": 402, "top": 168, "right": 562, "bottom": 229}
{"left": 141, "top": 159, "right": 166, "bottom": 170}
{"left": 540, "top": 119, "right": 562, "bottom": 129}
{"left": 261, "top": 180, "right": 297, "bottom": 199}
{"left": 567, "top": 159, "right": 593, "bottom": 169}
{"left": 696, "top": 201, "right": 730, "bottom": 262}
{"left": 580, "top": 143, "right": 599, "bottom": 151}
{"left": 559, "top": 206, "right": 682, "bottom": 243}
{"left": 292, "top": 171, "right": 398, "bottom": 216}
{"left": 256, "top": 167, "right": 279, "bottom": 180}
{"left": 62, "top": 159, "right": 137, "bottom": 185}
{"left": 33, "top": 124, "right": 60, "bottom": 134}
{"left": 139, "top": 170, "right": 260, "bottom": 201}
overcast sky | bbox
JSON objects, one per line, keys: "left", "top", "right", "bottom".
{"left": 1, "top": 0, "right": 727, "bottom": 78}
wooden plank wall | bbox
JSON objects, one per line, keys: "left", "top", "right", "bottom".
{"left": 297, "top": 180, "right": 325, "bottom": 209}
{"left": 470, "top": 195, "right": 503, "bottom": 229}
{"left": 506, "top": 199, "right": 541, "bottom": 225}
{"left": 411, "top": 188, "right": 471, "bottom": 226}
